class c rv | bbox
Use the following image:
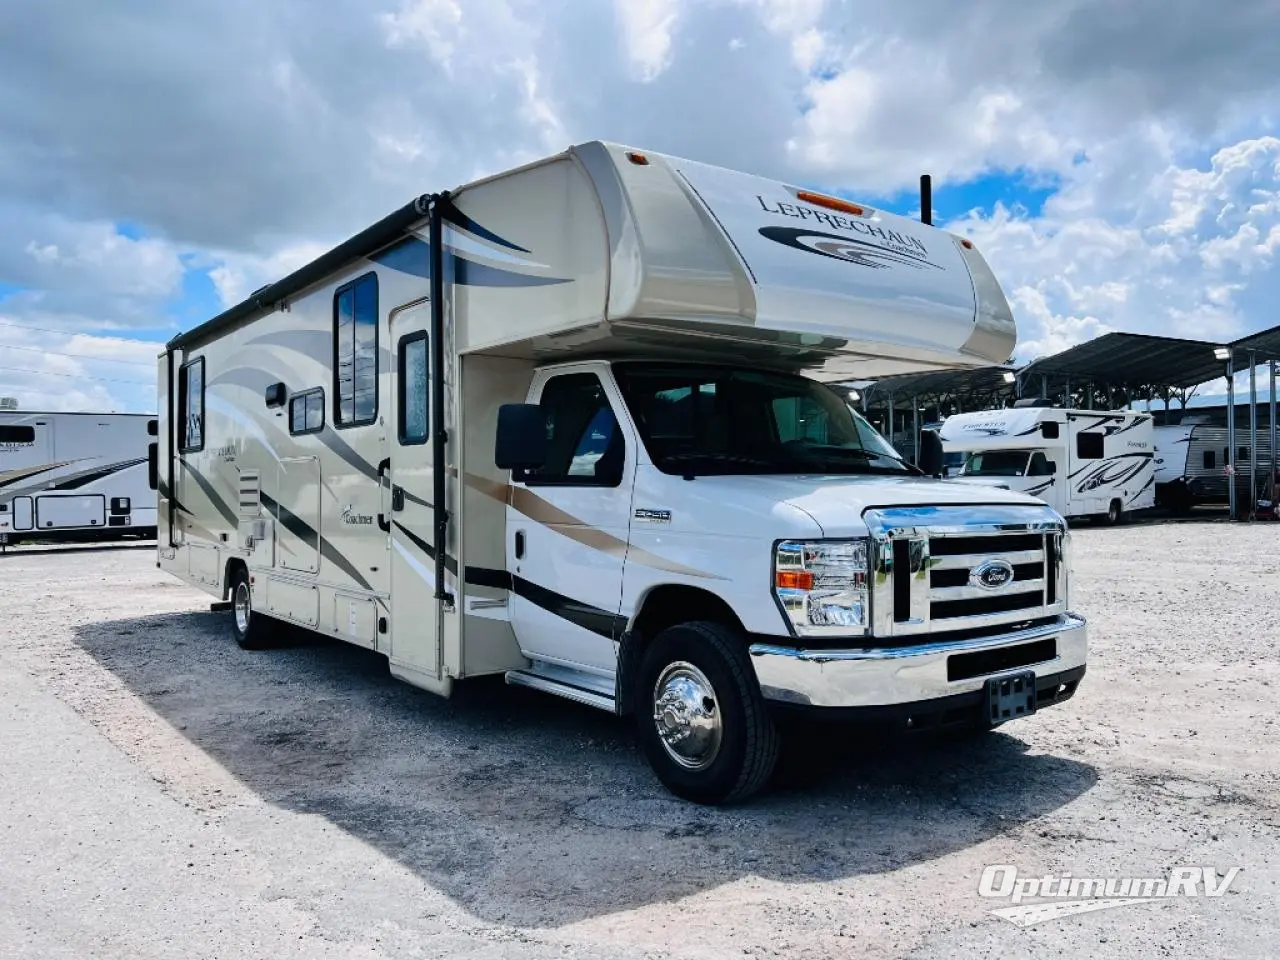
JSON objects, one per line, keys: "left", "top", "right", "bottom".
{"left": 154, "top": 141, "right": 1087, "bottom": 804}
{"left": 1, "top": 410, "right": 158, "bottom": 546}
{"left": 938, "top": 406, "right": 1155, "bottom": 525}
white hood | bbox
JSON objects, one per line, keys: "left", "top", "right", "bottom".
{"left": 672, "top": 473, "right": 1051, "bottom": 537}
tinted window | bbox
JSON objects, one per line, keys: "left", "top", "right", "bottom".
{"left": 1040, "top": 421, "right": 1060, "bottom": 439}
{"left": 963, "top": 451, "right": 1030, "bottom": 477}
{"left": 1203, "top": 449, "right": 1216, "bottom": 469}
{"left": 398, "top": 333, "right": 429, "bottom": 445}
{"left": 0, "top": 425, "right": 35, "bottom": 444}
{"left": 1028, "top": 452, "right": 1053, "bottom": 476}
{"left": 334, "top": 273, "right": 378, "bottom": 426}
{"left": 179, "top": 358, "right": 204, "bottom": 452}
{"left": 289, "top": 389, "right": 324, "bottom": 436}
{"left": 523, "top": 374, "right": 623, "bottom": 486}
{"left": 1076, "top": 432, "right": 1104, "bottom": 460}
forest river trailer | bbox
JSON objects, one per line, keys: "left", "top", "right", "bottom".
{"left": 154, "top": 142, "right": 1087, "bottom": 803}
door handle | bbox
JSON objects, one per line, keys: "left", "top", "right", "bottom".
{"left": 514, "top": 530, "right": 525, "bottom": 559}
{"left": 377, "top": 458, "right": 391, "bottom": 531}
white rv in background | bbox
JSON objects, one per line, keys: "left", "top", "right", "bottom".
{"left": 939, "top": 406, "right": 1155, "bottom": 524}
{"left": 0, "top": 410, "right": 158, "bottom": 546}
{"left": 1153, "top": 421, "right": 1274, "bottom": 512}
{"left": 155, "top": 141, "right": 1087, "bottom": 804}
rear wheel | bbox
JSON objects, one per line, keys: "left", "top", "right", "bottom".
{"left": 634, "top": 621, "right": 779, "bottom": 805}
{"left": 229, "top": 567, "right": 273, "bottom": 650}
{"left": 1103, "top": 499, "right": 1123, "bottom": 525}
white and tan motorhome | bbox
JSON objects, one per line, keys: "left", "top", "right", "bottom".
{"left": 1, "top": 410, "right": 157, "bottom": 546}
{"left": 155, "top": 141, "right": 1087, "bottom": 804}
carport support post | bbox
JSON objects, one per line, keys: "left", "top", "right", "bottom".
{"left": 912, "top": 397, "right": 920, "bottom": 465}
{"left": 1249, "top": 350, "right": 1258, "bottom": 519}
{"left": 1227, "top": 353, "right": 1237, "bottom": 521}
{"left": 1270, "top": 360, "right": 1277, "bottom": 508}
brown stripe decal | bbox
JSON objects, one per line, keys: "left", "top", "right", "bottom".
{"left": 463, "top": 471, "right": 723, "bottom": 581}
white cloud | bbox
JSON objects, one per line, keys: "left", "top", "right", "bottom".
{"left": 614, "top": 0, "right": 681, "bottom": 82}
{"left": 207, "top": 241, "right": 334, "bottom": 309}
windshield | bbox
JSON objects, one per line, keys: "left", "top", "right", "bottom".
{"left": 961, "top": 450, "right": 1031, "bottom": 477}
{"left": 612, "top": 363, "right": 914, "bottom": 477}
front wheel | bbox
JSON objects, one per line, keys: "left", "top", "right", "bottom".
{"left": 634, "top": 621, "right": 780, "bottom": 805}
{"left": 229, "top": 568, "right": 274, "bottom": 650}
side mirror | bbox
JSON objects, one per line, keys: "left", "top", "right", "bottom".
{"left": 147, "top": 442, "right": 158, "bottom": 491}
{"left": 147, "top": 418, "right": 158, "bottom": 437}
{"left": 918, "top": 429, "right": 944, "bottom": 477}
{"left": 495, "top": 403, "right": 548, "bottom": 471}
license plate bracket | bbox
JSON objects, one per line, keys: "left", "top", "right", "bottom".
{"left": 984, "top": 670, "right": 1037, "bottom": 727}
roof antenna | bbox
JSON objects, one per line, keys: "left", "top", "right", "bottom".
{"left": 919, "top": 174, "right": 932, "bottom": 226}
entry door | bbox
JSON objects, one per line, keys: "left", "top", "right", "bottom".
{"left": 387, "top": 302, "right": 442, "bottom": 680}
{"left": 506, "top": 369, "right": 633, "bottom": 674}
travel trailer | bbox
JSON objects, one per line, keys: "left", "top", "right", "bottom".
{"left": 154, "top": 141, "right": 1087, "bottom": 804}
{"left": 1, "top": 410, "right": 158, "bottom": 546}
{"left": 0, "top": 410, "right": 157, "bottom": 546}
{"left": 1154, "top": 421, "right": 1275, "bottom": 512}
{"left": 938, "top": 406, "right": 1155, "bottom": 524}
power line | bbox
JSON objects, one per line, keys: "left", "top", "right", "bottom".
{"left": 0, "top": 318, "right": 169, "bottom": 347}
{"left": 0, "top": 365, "right": 151, "bottom": 387}
{"left": 0, "top": 343, "right": 153, "bottom": 368}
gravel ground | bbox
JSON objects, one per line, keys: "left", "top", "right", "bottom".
{"left": 1, "top": 521, "right": 1277, "bottom": 959}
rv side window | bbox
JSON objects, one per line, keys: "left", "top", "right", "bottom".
{"left": 1076, "top": 431, "right": 1103, "bottom": 460}
{"left": 398, "top": 332, "right": 429, "bottom": 445}
{"left": 1239, "top": 447, "right": 1249, "bottom": 462}
{"left": 178, "top": 357, "right": 205, "bottom": 453}
{"left": 334, "top": 272, "right": 378, "bottom": 427}
{"left": 0, "top": 425, "right": 35, "bottom": 444}
{"left": 1040, "top": 421, "right": 1059, "bottom": 439}
{"left": 523, "top": 374, "right": 623, "bottom": 487}
{"left": 1203, "top": 450, "right": 1215, "bottom": 469}
{"left": 289, "top": 388, "right": 325, "bottom": 436}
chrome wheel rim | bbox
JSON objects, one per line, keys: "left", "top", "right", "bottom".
{"left": 652, "top": 661, "right": 723, "bottom": 771}
{"left": 234, "top": 581, "right": 251, "bottom": 634}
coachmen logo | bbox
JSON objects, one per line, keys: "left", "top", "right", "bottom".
{"left": 970, "top": 559, "right": 1015, "bottom": 590}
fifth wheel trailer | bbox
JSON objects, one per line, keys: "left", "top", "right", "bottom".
{"left": 938, "top": 407, "right": 1155, "bottom": 524}
{"left": 155, "top": 141, "right": 1088, "bottom": 804}
{"left": 1, "top": 410, "right": 157, "bottom": 546}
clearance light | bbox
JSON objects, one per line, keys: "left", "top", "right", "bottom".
{"left": 960, "top": 238, "right": 975, "bottom": 249}
{"left": 626, "top": 151, "right": 649, "bottom": 165}
{"left": 795, "top": 190, "right": 865, "bottom": 217}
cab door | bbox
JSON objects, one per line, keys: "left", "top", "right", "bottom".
{"left": 386, "top": 301, "right": 442, "bottom": 683}
{"left": 506, "top": 368, "right": 633, "bottom": 674}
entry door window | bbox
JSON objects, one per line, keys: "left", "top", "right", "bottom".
{"left": 398, "top": 332, "right": 429, "bottom": 445}
{"left": 523, "top": 374, "right": 624, "bottom": 487}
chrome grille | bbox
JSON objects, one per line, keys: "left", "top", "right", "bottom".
{"left": 866, "top": 505, "right": 1067, "bottom": 638}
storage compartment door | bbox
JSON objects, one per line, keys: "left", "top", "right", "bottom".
{"left": 35, "top": 494, "right": 106, "bottom": 530}
{"left": 276, "top": 457, "right": 321, "bottom": 573}
{"left": 12, "top": 496, "right": 33, "bottom": 531}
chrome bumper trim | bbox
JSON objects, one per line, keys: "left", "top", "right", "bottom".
{"left": 748, "top": 614, "right": 1088, "bottom": 708}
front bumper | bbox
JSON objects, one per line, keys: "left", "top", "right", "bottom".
{"left": 748, "top": 613, "right": 1087, "bottom": 710}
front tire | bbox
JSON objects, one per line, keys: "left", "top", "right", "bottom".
{"left": 229, "top": 568, "right": 273, "bottom": 650}
{"left": 634, "top": 621, "right": 780, "bottom": 805}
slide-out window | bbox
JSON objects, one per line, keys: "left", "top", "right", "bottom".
{"left": 334, "top": 272, "right": 378, "bottom": 427}
{"left": 1076, "top": 431, "right": 1103, "bottom": 460}
{"left": 178, "top": 357, "right": 205, "bottom": 452}
{"left": 289, "top": 388, "right": 325, "bottom": 436}
{"left": 397, "top": 332, "right": 429, "bottom": 445}
{"left": 0, "top": 425, "right": 34, "bottom": 444}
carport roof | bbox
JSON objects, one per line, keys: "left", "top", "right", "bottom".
{"left": 857, "top": 364, "right": 1017, "bottom": 402}
{"left": 1228, "top": 323, "right": 1280, "bottom": 364}
{"left": 1017, "top": 332, "right": 1229, "bottom": 390}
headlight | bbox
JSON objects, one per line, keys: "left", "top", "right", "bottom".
{"left": 774, "top": 539, "right": 869, "bottom": 637}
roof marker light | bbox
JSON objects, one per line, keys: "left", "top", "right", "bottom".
{"left": 626, "top": 151, "right": 649, "bottom": 165}
{"left": 960, "top": 238, "right": 974, "bottom": 249}
{"left": 795, "top": 190, "right": 865, "bottom": 217}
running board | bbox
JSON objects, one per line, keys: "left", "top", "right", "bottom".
{"left": 505, "top": 670, "right": 616, "bottom": 713}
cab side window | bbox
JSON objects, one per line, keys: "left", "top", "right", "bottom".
{"left": 523, "top": 373, "right": 624, "bottom": 487}
{"left": 1028, "top": 452, "right": 1054, "bottom": 476}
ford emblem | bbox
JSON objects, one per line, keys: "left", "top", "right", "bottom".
{"left": 970, "top": 558, "right": 1015, "bottom": 590}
